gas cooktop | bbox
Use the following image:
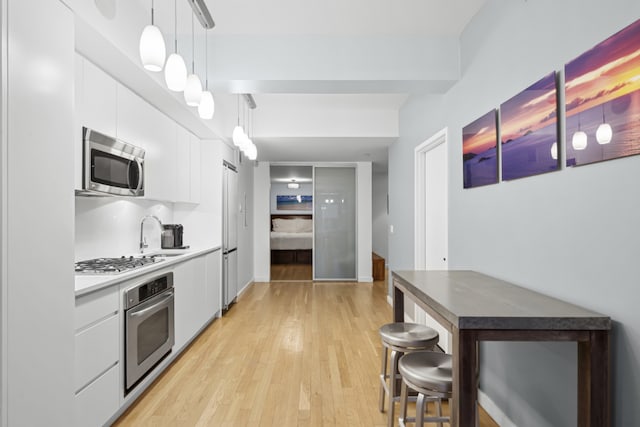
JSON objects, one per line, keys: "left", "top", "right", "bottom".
{"left": 75, "top": 255, "right": 164, "bottom": 275}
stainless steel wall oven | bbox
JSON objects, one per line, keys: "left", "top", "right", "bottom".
{"left": 124, "top": 272, "right": 175, "bottom": 392}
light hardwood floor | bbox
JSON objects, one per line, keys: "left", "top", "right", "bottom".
{"left": 114, "top": 278, "right": 498, "bottom": 426}
{"left": 270, "top": 263, "right": 313, "bottom": 281}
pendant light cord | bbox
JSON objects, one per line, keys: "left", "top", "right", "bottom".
{"left": 205, "top": 29, "right": 208, "bottom": 89}
{"left": 174, "top": 0, "right": 178, "bottom": 53}
{"left": 191, "top": 14, "right": 195, "bottom": 73}
{"left": 237, "top": 94, "right": 240, "bottom": 126}
{"left": 151, "top": 0, "right": 154, "bottom": 25}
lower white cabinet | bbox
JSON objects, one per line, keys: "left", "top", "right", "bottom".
{"left": 173, "top": 255, "right": 206, "bottom": 350}
{"left": 75, "top": 365, "right": 119, "bottom": 427}
{"left": 205, "top": 250, "right": 221, "bottom": 319}
{"left": 74, "top": 286, "right": 120, "bottom": 427}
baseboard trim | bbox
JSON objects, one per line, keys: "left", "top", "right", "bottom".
{"left": 358, "top": 276, "right": 373, "bottom": 283}
{"left": 478, "top": 389, "right": 518, "bottom": 427}
{"left": 386, "top": 295, "right": 392, "bottom": 306}
{"left": 254, "top": 276, "right": 269, "bottom": 283}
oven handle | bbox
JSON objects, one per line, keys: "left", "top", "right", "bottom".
{"left": 129, "top": 290, "right": 174, "bottom": 319}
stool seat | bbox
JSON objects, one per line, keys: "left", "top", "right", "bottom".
{"left": 399, "top": 351, "right": 452, "bottom": 393}
{"left": 379, "top": 322, "right": 439, "bottom": 349}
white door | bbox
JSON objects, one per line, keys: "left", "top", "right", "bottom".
{"left": 425, "top": 142, "right": 448, "bottom": 269}
{"left": 414, "top": 128, "right": 450, "bottom": 352}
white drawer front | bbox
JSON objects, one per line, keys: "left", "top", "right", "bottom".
{"left": 75, "top": 286, "right": 118, "bottom": 330}
{"left": 75, "top": 314, "right": 119, "bottom": 391}
{"left": 75, "top": 364, "right": 119, "bottom": 427}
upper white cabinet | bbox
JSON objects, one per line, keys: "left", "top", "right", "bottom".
{"left": 175, "top": 126, "right": 192, "bottom": 203}
{"left": 80, "top": 58, "right": 117, "bottom": 137}
{"left": 190, "top": 136, "right": 202, "bottom": 204}
{"left": 117, "top": 83, "right": 176, "bottom": 202}
{"left": 73, "top": 55, "right": 200, "bottom": 204}
{"left": 175, "top": 127, "right": 202, "bottom": 204}
{"left": 74, "top": 55, "right": 118, "bottom": 190}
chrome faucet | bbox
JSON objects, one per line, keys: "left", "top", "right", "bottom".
{"left": 139, "top": 215, "right": 162, "bottom": 253}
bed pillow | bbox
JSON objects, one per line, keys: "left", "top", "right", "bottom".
{"left": 295, "top": 219, "right": 313, "bottom": 232}
{"left": 272, "top": 218, "right": 298, "bottom": 232}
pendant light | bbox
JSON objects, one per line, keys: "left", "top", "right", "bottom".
{"left": 139, "top": 0, "right": 166, "bottom": 72}
{"left": 596, "top": 104, "right": 612, "bottom": 145}
{"left": 550, "top": 142, "right": 558, "bottom": 160}
{"left": 184, "top": 13, "right": 203, "bottom": 106}
{"left": 232, "top": 95, "right": 244, "bottom": 147}
{"left": 198, "top": 27, "right": 215, "bottom": 119}
{"left": 239, "top": 102, "right": 251, "bottom": 152}
{"left": 572, "top": 113, "right": 588, "bottom": 150}
{"left": 164, "top": 0, "right": 187, "bottom": 92}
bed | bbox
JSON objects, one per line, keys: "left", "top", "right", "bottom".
{"left": 270, "top": 215, "right": 313, "bottom": 264}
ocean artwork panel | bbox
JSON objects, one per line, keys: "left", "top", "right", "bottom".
{"left": 462, "top": 110, "right": 498, "bottom": 188}
{"left": 276, "top": 195, "right": 313, "bottom": 211}
{"left": 500, "top": 71, "right": 559, "bottom": 180}
{"left": 565, "top": 18, "right": 640, "bottom": 167}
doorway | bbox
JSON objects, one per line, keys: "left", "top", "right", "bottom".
{"left": 269, "top": 165, "right": 313, "bottom": 281}
{"left": 414, "top": 128, "right": 450, "bottom": 351}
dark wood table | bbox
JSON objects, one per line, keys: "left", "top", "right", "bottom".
{"left": 392, "top": 270, "right": 611, "bottom": 427}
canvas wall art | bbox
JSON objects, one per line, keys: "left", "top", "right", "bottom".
{"left": 565, "top": 18, "right": 640, "bottom": 167}
{"left": 276, "top": 195, "right": 312, "bottom": 211}
{"left": 500, "top": 71, "right": 559, "bottom": 180}
{"left": 462, "top": 110, "right": 499, "bottom": 188}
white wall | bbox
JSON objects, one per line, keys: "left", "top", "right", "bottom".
{"left": 357, "top": 162, "right": 373, "bottom": 282}
{"left": 4, "top": 1, "right": 75, "bottom": 425}
{"left": 372, "top": 171, "right": 388, "bottom": 260}
{"left": 254, "top": 162, "right": 271, "bottom": 282}
{"left": 388, "top": 1, "right": 640, "bottom": 426}
{"left": 270, "top": 182, "right": 313, "bottom": 214}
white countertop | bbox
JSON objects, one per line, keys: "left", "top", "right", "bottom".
{"left": 75, "top": 245, "right": 222, "bottom": 297}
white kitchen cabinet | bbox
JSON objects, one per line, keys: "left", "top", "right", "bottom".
{"left": 80, "top": 58, "right": 117, "bottom": 137}
{"left": 74, "top": 55, "right": 118, "bottom": 191}
{"left": 205, "top": 250, "right": 221, "bottom": 320}
{"left": 74, "top": 365, "right": 119, "bottom": 427}
{"left": 174, "top": 128, "right": 202, "bottom": 204}
{"left": 173, "top": 256, "right": 207, "bottom": 350}
{"left": 117, "top": 83, "right": 176, "bottom": 201}
{"left": 190, "top": 136, "right": 202, "bottom": 204}
{"left": 74, "top": 286, "right": 120, "bottom": 427}
{"left": 175, "top": 125, "right": 192, "bottom": 203}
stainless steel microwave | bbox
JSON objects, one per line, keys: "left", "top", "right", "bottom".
{"left": 81, "top": 127, "right": 145, "bottom": 197}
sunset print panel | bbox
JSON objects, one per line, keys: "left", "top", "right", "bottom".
{"left": 462, "top": 109, "right": 498, "bottom": 188}
{"left": 500, "top": 72, "right": 559, "bottom": 180}
{"left": 565, "top": 18, "right": 640, "bottom": 167}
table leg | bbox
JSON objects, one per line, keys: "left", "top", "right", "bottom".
{"left": 452, "top": 328, "right": 478, "bottom": 427}
{"left": 578, "top": 330, "right": 610, "bottom": 427}
{"left": 393, "top": 283, "right": 404, "bottom": 323}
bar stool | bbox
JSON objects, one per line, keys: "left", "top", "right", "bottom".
{"left": 378, "top": 323, "right": 439, "bottom": 427}
{"left": 398, "top": 351, "right": 452, "bottom": 427}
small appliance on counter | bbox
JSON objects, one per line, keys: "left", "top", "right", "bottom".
{"left": 161, "top": 224, "right": 188, "bottom": 249}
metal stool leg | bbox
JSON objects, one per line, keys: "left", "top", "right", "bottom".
{"left": 436, "top": 398, "right": 443, "bottom": 427}
{"left": 388, "top": 349, "right": 401, "bottom": 427}
{"left": 379, "top": 345, "right": 388, "bottom": 412}
{"left": 416, "top": 393, "right": 426, "bottom": 426}
{"left": 398, "top": 379, "right": 409, "bottom": 427}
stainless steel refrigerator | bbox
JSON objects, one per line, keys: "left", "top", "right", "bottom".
{"left": 222, "top": 161, "right": 238, "bottom": 311}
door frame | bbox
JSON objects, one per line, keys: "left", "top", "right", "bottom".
{"left": 414, "top": 127, "right": 448, "bottom": 270}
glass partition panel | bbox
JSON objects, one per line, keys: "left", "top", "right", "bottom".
{"left": 314, "top": 167, "right": 356, "bottom": 280}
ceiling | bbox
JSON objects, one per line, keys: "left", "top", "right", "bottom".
{"left": 90, "top": 0, "right": 487, "bottom": 172}
{"left": 202, "top": 0, "right": 486, "bottom": 172}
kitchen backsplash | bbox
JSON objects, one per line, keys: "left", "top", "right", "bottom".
{"left": 75, "top": 196, "right": 173, "bottom": 261}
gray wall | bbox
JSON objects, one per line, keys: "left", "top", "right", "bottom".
{"left": 388, "top": 1, "right": 640, "bottom": 425}
{"left": 372, "top": 172, "right": 389, "bottom": 260}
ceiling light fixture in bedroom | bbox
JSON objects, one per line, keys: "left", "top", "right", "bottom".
{"left": 288, "top": 180, "right": 299, "bottom": 189}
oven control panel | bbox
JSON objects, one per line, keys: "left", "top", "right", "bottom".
{"left": 125, "top": 272, "right": 174, "bottom": 309}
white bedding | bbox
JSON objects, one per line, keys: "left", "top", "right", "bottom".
{"left": 270, "top": 231, "right": 313, "bottom": 250}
